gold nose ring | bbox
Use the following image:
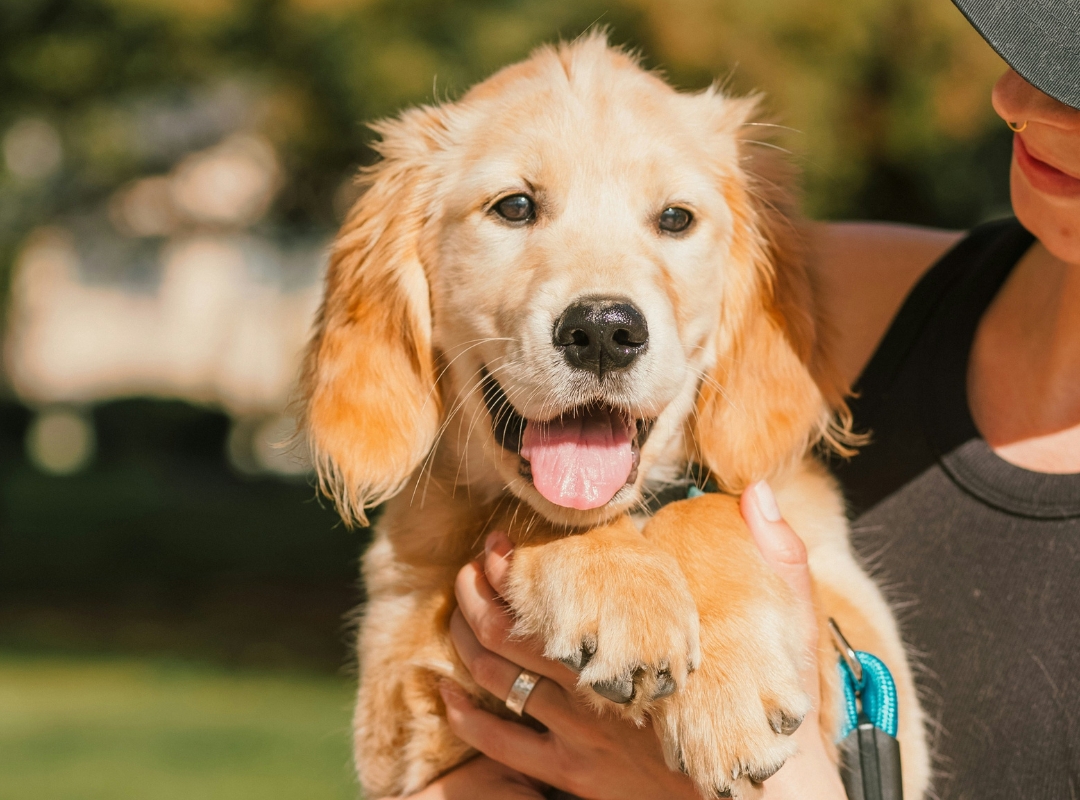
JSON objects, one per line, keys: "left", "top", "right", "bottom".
{"left": 1008, "top": 121, "right": 1028, "bottom": 132}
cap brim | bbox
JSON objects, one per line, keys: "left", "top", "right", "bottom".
{"left": 952, "top": 0, "right": 1080, "bottom": 110}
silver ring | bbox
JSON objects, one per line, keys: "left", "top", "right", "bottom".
{"left": 505, "top": 668, "right": 541, "bottom": 716}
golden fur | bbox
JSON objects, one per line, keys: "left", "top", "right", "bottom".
{"left": 299, "top": 34, "right": 929, "bottom": 799}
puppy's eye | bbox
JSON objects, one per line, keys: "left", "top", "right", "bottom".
{"left": 493, "top": 194, "right": 535, "bottom": 223}
{"left": 659, "top": 206, "right": 693, "bottom": 233}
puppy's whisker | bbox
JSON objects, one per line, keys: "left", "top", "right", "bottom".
{"left": 412, "top": 339, "right": 516, "bottom": 495}
{"left": 413, "top": 356, "right": 514, "bottom": 504}
{"left": 417, "top": 363, "right": 488, "bottom": 478}
{"left": 449, "top": 362, "right": 515, "bottom": 493}
{"left": 449, "top": 359, "right": 522, "bottom": 493}
{"left": 742, "top": 139, "right": 794, "bottom": 156}
{"left": 742, "top": 183, "right": 802, "bottom": 241}
{"left": 740, "top": 121, "right": 802, "bottom": 136}
{"left": 422, "top": 337, "right": 513, "bottom": 415}
{"left": 745, "top": 177, "right": 799, "bottom": 218}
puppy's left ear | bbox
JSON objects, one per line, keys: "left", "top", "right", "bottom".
{"left": 692, "top": 95, "right": 851, "bottom": 491}
{"left": 299, "top": 107, "right": 447, "bottom": 526}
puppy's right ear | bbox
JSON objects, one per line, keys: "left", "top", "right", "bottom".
{"left": 299, "top": 107, "right": 447, "bottom": 526}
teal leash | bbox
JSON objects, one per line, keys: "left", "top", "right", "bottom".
{"left": 837, "top": 650, "right": 899, "bottom": 739}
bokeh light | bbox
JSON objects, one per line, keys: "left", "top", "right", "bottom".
{"left": 25, "top": 407, "right": 95, "bottom": 474}
{"left": 3, "top": 118, "right": 63, "bottom": 181}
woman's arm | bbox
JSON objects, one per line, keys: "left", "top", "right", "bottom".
{"left": 810, "top": 222, "right": 963, "bottom": 388}
{"left": 377, "top": 754, "right": 548, "bottom": 800}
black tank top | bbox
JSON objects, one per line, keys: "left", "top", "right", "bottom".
{"left": 832, "top": 219, "right": 1080, "bottom": 800}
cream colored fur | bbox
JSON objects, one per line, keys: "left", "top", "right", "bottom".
{"left": 299, "top": 33, "right": 929, "bottom": 800}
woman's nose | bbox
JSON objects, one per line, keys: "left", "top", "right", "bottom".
{"left": 992, "top": 68, "right": 1080, "bottom": 131}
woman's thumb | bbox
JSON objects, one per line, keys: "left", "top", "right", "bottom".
{"left": 741, "top": 481, "right": 813, "bottom": 605}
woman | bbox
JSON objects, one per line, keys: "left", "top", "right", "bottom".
{"left": 394, "top": 1, "right": 1080, "bottom": 796}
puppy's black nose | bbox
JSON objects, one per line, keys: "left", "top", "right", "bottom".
{"left": 553, "top": 297, "right": 649, "bottom": 376}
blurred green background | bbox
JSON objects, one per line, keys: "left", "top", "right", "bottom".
{"left": 0, "top": 0, "right": 1011, "bottom": 797}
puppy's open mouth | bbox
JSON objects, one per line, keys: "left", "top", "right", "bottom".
{"left": 480, "top": 368, "right": 654, "bottom": 511}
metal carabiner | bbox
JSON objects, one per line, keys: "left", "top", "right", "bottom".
{"left": 829, "top": 617, "right": 864, "bottom": 684}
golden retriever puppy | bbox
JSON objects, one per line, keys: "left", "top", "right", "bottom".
{"left": 299, "top": 33, "right": 929, "bottom": 800}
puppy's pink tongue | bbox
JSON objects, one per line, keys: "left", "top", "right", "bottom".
{"left": 521, "top": 409, "right": 634, "bottom": 510}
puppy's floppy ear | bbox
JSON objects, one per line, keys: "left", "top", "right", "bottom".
{"left": 299, "top": 107, "right": 447, "bottom": 526}
{"left": 693, "top": 95, "right": 852, "bottom": 491}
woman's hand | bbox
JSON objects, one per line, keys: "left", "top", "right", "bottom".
{"left": 440, "top": 533, "right": 699, "bottom": 800}
{"left": 442, "top": 481, "right": 846, "bottom": 800}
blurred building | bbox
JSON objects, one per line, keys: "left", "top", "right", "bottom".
{"left": 3, "top": 120, "right": 327, "bottom": 478}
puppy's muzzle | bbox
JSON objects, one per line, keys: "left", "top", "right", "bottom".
{"left": 553, "top": 297, "right": 648, "bottom": 377}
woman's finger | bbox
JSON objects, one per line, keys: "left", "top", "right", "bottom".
{"left": 439, "top": 680, "right": 566, "bottom": 788}
{"left": 482, "top": 530, "right": 514, "bottom": 594}
{"left": 449, "top": 609, "right": 575, "bottom": 728}
{"left": 454, "top": 559, "right": 579, "bottom": 692}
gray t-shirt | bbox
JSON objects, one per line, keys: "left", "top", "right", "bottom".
{"left": 834, "top": 219, "right": 1080, "bottom": 800}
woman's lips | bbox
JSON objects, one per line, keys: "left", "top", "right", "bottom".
{"left": 1013, "top": 135, "right": 1080, "bottom": 199}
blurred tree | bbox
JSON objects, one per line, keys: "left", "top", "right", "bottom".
{"left": 630, "top": 0, "right": 1013, "bottom": 222}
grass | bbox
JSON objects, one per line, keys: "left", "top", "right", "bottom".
{"left": 0, "top": 652, "right": 359, "bottom": 800}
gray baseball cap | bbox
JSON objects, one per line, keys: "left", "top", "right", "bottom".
{"left": 952, "top": 0, "right": 1080, "bottom": 110}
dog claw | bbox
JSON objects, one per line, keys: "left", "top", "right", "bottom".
{"left": 768, "top": 709, "right": 804, "bottom": 736}
{"left": 714, "top": 788, "right": 733, "bottom": 798}
{"left": 651, "top": 669, "right": 677, "bottom": 700}
{"left": 591, "top": 674, "right": 636, "bottom": 704}
{"left": 748, "top": 761, "right": 784, "bottom": 784}
{"left": 560, "top": 640, "right": 596, "bottom": 673}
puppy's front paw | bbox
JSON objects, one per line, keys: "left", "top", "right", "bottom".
{"left": 654, "top": 586, "right": 810, "bottom": 798}
{"left": 504, "top": 527, "right": 700, "bottom": 717}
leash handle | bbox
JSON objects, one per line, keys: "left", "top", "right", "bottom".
{"left": 830, "top": 619, "right": 904, "bottom": 800}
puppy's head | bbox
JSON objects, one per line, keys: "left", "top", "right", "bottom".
{"left": 300, "top": 33, "right": 847, "bottom": 527}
